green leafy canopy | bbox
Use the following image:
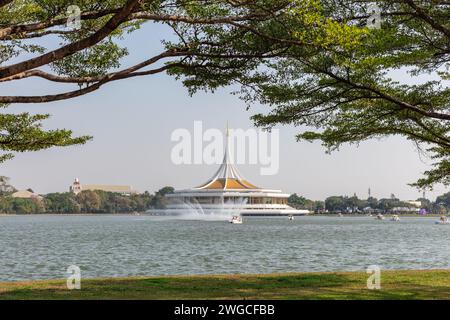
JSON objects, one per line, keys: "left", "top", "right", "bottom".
{"left": 0, "top": 1, "right": 448, "bottom": 189}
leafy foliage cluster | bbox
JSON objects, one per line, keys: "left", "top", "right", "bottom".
{"left": 288, "top": 193, "right": 324, "bottom": 211}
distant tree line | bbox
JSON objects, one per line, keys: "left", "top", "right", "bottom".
{"left": 1, "top": 173, "right": 449, "bottom": 215}
{"left": 289, "top": 192, "right": 450, "bottom": 215}
{"left": 288, "top": 194, "right": 325, "bottom": 212}
{"left": 0, "top": 177, "right": 174, "bottom": 214}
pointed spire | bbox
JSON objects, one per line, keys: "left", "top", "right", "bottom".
{"left": 224, "top": 120, "right": 233, "bottom": 165}
{"left": 194, "top": 123, "right": 259, "bottom": 190}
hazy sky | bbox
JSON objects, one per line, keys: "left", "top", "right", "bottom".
{"left": 1, "top": 23, "right": 447, "bottom": 201}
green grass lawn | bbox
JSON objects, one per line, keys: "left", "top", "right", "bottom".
{"left": 1, "top": 269, "right": 449, "bottom": 300}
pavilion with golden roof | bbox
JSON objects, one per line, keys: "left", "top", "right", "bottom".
{"left": 162, "top": 128, "right": 309, "bottom": 216}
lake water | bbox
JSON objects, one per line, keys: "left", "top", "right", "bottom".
{"left": 0, "top": 215, "right": 449, "bottom": 281}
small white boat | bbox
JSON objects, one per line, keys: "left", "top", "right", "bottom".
{"left": 230, "top": 215, "right": 243, "bottom": 224}
{"left": 436, "top": 216, "right": 450, "bottom": 225}
{"left": 338, "top": 213, "right": 343, "bottom": 217}
{"left": 288, "top": 215, "right": 294, "bottom": 221}
{"left": 390, "top": 215, "right": 400, "bottom": 222}
{"left": 375, "top": 214, "right": 385, "bottom": 220}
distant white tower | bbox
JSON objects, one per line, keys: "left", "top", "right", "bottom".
{"left": 70, "top": 178, "right": 82, "bottom": 194}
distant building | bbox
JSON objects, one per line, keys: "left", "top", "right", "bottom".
{"left": 69, "top": 178, "right": 136, "bottom": 195}
{"left": 71, "top": 178, "right": 82, "bottom": 194}
{"left": 150, "top": 127, "right": 309, "bottom": 216}
{"left": 11, "top": 190, "right": 43, "bottom": 200}
{"left": 392, "top": 207, "right": 420, "bottom": 213}
{"left": 406, "top": 200, "right": 422, "bottom": 208}
{"left": 363, "top": 207, "right": 374, "bottom": 213}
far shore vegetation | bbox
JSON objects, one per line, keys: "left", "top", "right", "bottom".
{"left": 1, "top": 175, "right": 449, "bottom": 215}
{"left": 288, "top": 193, "right": 450, "bottom": 215}
{"left": 0, "top": 176, "right": 175, "bottom": 214}
{"left": 1, "top": 269, "right": 449, "bottom": 300}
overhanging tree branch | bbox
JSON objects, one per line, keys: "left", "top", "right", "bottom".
{"left": 0, "top": 0, "right": 141, "bottom": 79}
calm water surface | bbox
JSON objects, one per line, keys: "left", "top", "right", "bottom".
{"left": 0, "top": 215, "right": 449, "bottom": 281}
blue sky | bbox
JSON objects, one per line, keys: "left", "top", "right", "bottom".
{"left": 0, "top": 22, "right": 447, "bottom": 201}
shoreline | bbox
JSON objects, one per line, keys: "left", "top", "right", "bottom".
{"left": 1, "top": 269, "right": 449, "bottom": 300}
{"left": 0, "top": 213, "right": 445, "bottom": 217}
{"left": 0, "top": 212, "right": 146, "bottom": 216}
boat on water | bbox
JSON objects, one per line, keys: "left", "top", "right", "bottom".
{"left": 436, "top": 216, "right": 450, "bottom": 225}
{"left": 288, "top": 215, "right": 294, "bottom": 221}
{"left": 375, "top": 214, "right": 385, "bottom": 220}
{"left": 390, "top": 214, "right": 400, "bottom": 222}
{"left": 338, "top": 213, "right": 343, "bottom": 217}
{"left": 230, "top": 215, "right": 243, "bottom": 224}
